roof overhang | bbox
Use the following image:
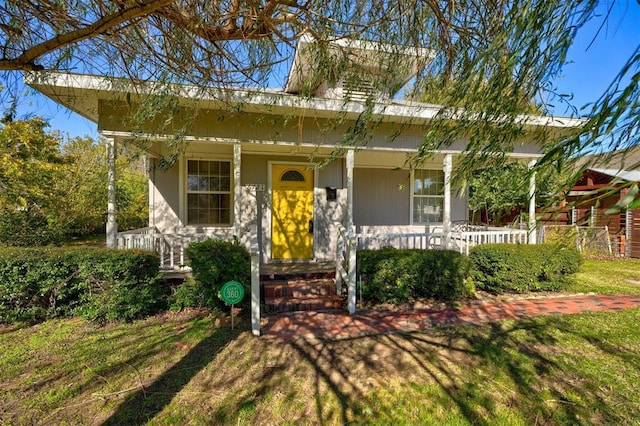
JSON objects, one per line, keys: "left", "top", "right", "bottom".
{"left": 24, "top": 71, "right": 586, "bottom": 136}
{"left": 587, "top": 168, "right": 640, "bottom": 182}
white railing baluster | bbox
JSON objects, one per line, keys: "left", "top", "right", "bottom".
{"left": 179, "top": 236, "right": 185, "bottom": 266}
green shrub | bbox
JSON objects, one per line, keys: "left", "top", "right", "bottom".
{"left": 179, "top": 239, "right": 250, "bottom": 310}
{"left": 469, "top": 243, "right": 582, "bottom": 293}
{"left": 357, "top": 247, "right": 472, "bottom": 304}
{"left": 76, "top": 250, "right": 166, "bottom": 323}
{"left": 0, "top": 247, "right": 165, "bottom": 324}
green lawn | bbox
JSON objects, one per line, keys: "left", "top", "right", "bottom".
{"left": 567, "top": 258, "right": 640, "bottom": 295}
{"left": 1, "top": 259, "right": 640, "bottom": 425}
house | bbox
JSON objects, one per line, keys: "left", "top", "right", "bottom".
{"left": 559, "top": 165, "right": 640, "bottom": 257}
{"left": 25, "top": 35, "right": 583, "bottom": 334}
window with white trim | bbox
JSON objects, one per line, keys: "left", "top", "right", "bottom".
{"left": 186, "top": 160, "right": 231, "bottom": 225}
{"left": 413, "top": 169, "right": 444, "bottom": 223}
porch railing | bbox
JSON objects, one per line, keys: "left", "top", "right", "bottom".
{"left": 451, "top": 228, "right": 528, "bottom": 255}
{"left": 116, "top": 227, "right": 233, "bottom": 269}
{"left": 355, "top": 227, "right": 528, "bottom": 254}
{"left": 335, "top": 223, "right": 530, "bottom": 314}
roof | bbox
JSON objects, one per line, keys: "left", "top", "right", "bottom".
{"left": 577, "top": 146, "right": 640, "bottom": 171}
{"left": 24, "top": 71, "right": 586, "bottom": 134}
{"left": 588, "top": 168, "right": 640, "bottom": 182}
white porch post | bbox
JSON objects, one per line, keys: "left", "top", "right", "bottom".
{"left": 106, "top": 137, "right": 117, "bottom": 248}
{"left": 346, "top": 149, "right": 357, "bottom": 315}
{"left": 528, "top": 159, "right": 537, "bottom": 244}
{"left": 443, "top": 154, "right": 452, "bottom": 249}
{"left": 346, "top": 149, "right": 355, "bottom": 232}
{"left": 249, "top": 222, "right": 260, "bottom": 336}
{"left": 233, "top": 143, "right": 242, "bottom": 237}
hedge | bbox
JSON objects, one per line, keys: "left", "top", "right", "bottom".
{"left": 469, "top": 243, "right": 582, "bottom": 293}
{"left": 0, "top": 247, "right": 165, "bottom": 324}
{"left": 174, "top": 238, "right": 251, "bottom": 310}
{"left": 357, "top": 247, "right": 473, "bottom": 303}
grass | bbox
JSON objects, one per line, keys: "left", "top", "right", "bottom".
{"left": 566, "top": 258, "right": 640, "bottom": 295}
{"left": 1, "top": 259, "right": 640, "bottom": 425}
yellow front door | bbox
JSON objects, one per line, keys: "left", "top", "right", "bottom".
{"left": 271, "top": 164, "right": 314, "bottom": 260}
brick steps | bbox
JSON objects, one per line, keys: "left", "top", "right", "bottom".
{"left": 264, "top": 296, "right": 343, "bottom": 313}
{"left": 262, "top": 275, "right": 343, "bottom": 313}
{"left": 263, "top": 279, "right": 335, "bottom": 298}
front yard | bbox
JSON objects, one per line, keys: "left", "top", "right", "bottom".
{"left": 1, "top": 258, "right": 640, "bottom": 425}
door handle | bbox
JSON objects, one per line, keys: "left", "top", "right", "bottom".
{"left": 308, "top": 219, "right": 314, "bottom": 234}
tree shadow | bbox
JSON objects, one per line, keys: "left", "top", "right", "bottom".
{"left": 101, "top": 321, "right": 243, "bottom": 425}
{"left": 282, "top": 313, "right": 638, "bottom": 424}
{"left": 94, "top": 310, "right": 639, "bottom": 424}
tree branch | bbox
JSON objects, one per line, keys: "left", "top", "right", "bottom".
{"left": 157, "top": 0, "right": 301, "bottom": 44}
{"left": 0, "top": 0, "right": 176, "bottom": 71}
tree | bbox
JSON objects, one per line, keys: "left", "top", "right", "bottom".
{"left": 57, "top": 137, "right": 148, "bottom": 236}
{"left": 0, "top": 118, "right": 147, "bottom": 245}
{"left": 1, "top": 1, "right": 638, "bottom": 192}
{"left": 467, "top": 162, "right": 569, "bottom": 225}
{"left": 0, "top": 118, "right": 65, "bottom": 209}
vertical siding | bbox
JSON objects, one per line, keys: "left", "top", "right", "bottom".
{"left": 353, "top": 167, "right": 468, "bottom": 226}
{"left": 354, "top": 168, "right": 410, "bottom": 226}
{"left": 149, "top": 159, "right": 181, "bottom": 233}
{"left": 451, "top": 188, "right": 469, "bottom": 222}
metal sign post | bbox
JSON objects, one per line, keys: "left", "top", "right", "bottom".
{"left": 219, "top": 281, "right": 245, "bottom": 330}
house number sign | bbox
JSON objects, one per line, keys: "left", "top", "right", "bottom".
{"left": 220, "top": 281, "right": 245, "bottom": 305}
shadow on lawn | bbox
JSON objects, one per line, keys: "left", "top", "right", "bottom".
{"left": 285, "top": 315, "right": 628, "bottom": 425}
{"left": 102, "top": 320, "right": 244, "bottom": 425}
{"left": 101, "top": 311, "right": 637, "bottom": 425}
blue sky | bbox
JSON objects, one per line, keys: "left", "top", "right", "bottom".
{"left": 16, "top": 2, "right": 640, "bottom": 140}
{"left": 550, "top": 1, "right": 640, "bottom": 117}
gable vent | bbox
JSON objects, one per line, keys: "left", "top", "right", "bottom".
{"left": 342, "top": 78, "right": 379, "bottom": 102}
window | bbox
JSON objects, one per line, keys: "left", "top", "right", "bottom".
{"left": 186, "top": 160, "right": 231, "bottom": 225}
{"left": 412, "top": 169, "right": 444, "bottom": 223}
{"left": 280, "top": 170, "right": 305, "bottom": 182}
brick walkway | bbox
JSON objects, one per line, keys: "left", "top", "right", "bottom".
{"left": 262, "top": 294, "right": 640, "bottom": 341}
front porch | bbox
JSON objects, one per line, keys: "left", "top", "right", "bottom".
{"left": 116, "top": 223, "right": 530, "bottom": 270}
{"left": 117, "top": 221, "right": 530, "bottom": 336}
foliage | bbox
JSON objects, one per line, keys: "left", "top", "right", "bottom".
{"left": 358, "top": 247, "right": 473, "bottom": 303}
{"left": 0, "top": 118, "right": 65, "bottom": 209}
{"left": 57, "top": 136, "right": 148, "bottom": 236}
{"left": 180, "top": 238, "right": 251, "bottom": 310}
{"left": 0, "top": 206, "right": 65, "bottom": 246}
{"left": 467, "top": 161, "right": 571, "bottom": 225}
{"left": 469, "top": 243, "right": 582, "bottom": 293}
{"left": 76, "top": 250, "right": 167, "bottom": 323}
{"left": 0, "top": 119, "right": 148, "bottom": 245}
{"left": 0, "top": 247, "right": 165, "bottom": 324}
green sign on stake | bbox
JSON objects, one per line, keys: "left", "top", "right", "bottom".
{"left": 219, "top": 281, "right": 245, "bottom": 330}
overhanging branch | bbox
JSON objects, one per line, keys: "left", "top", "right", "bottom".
{"left": 0, "top": 0, "right": 176, "bottom": 71}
